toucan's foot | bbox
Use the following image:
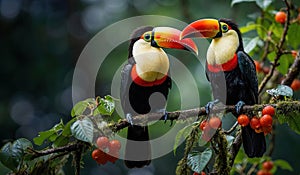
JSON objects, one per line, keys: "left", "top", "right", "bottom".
{"left": 126, "top": 113, "right": 133, "bottom": 126}
{"left": 205, "top": 99, "right": 220, "bottom": 115}
{"left": 235, "top": 101, "right": 246, "bottom": 115}
{"left": 157, "top": 109, "right": 171, "bottom": 125}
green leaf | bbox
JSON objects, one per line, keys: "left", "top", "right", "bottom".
{"left": 274, "top": 159, "right": 293, "bottom": 171}
{"left": 240, "top": 23, "right": 257, "bottom": 34}
{"left": 93, "top": 95, "right": 115, "bottom": 116}
{"left": 71, "top": 101, "right": 89, "bottom": 117}
{"left": 287, "top": 23, "right": 300, "bottom": 49}
{"left": 0, "top": 138, "right": 32, "bottom": 171}
{"left": 173, "top": 124, "right": 193, "bottom": 155}
{"left": 187, "top": 148, "right": 212, "bottom": 173}
{"left": 231, "top": 0, "right": 255, "bottom": 6}
{"left": 255, "top": 0, "right": 272, "bottom": 10}
{"left": 256, "top": 17, "right": 271, "bottom": 39}
{"left": 0, "top": 143, "right": 19, "bottom": 171}
{"left": 53, "top": 135, "right": 70, "bottom": 147}
{"left": 33, "top": 120, "right": 65, "bottom": 146}
{"left": 71, "top": 118, "right": 94, "bottom": 143}
{"left": 62, "top": 117, "right": 77, "bottom": 137}
{"left": 278, "top": 111, "right": 300, "bottom": 134}
{"left": 267, "top": 51, "right": 276, "bottom": 62}
{"left": 277, "top": 54, "right": 294, "bottom": 75}
{"left": 243, "top": 37, "right": 260, "bottom": 53}
{"left": 270, "top": 22, "right": 283, "bottom": 39}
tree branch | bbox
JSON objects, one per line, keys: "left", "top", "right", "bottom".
{"left": 110, "top": 101, "right": 300, "bottom": 132}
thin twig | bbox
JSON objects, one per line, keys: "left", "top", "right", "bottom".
{"left": 224, "top": 122, "right": 239, "bottom": 135}
{"left": 281, "top": 50, "right": 300, "bottom": 86}
{"left": 258, "top": 0, "right": 291, "bottom": 94}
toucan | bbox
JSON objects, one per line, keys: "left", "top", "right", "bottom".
{"left": 121, "top": 26, "right": 198, "bottom": 168}
{"left": 180, "top": 18, "right": 266, "bottom": 157}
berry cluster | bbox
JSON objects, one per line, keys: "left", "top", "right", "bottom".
{"left": 193, "top": 171, "right": 206, "bottom": 175}
{"left": 257, "top": 161, "right": 274, "bottom": 175}
{"left": 91, "top": 136, "right": 121, "bottom": 165}
{"left": 237, "top": 105, "right": 275, "bottom": 135}
{"left": 199, "top": 116, "right": 222, "bottom": 141}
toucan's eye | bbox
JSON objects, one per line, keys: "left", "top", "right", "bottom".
{"left": 143, "top": 32, "right": 151, "bottom": 42}
{"left": 221, "top": 24, "right": 229, "bottom": 33}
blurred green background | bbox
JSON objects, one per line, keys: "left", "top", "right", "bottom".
{"left": 1, "top": 0, "right": 299, "bottom": 174}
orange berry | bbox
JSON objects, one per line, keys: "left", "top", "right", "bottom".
{"left": 208, "top": 117, "right": 222, "bottom": 129}
{"left": 263, "top": 161, "right": 274, "bottom": 171}
{"left": 262, "top": 105, "right": 275, "bottom": 116}
{"left": 275, "top": 11, "right": 287, "bottom": 24}
{"left": 237, "top": 114, "right": 250, "bottom": 127}
{"left": 250, "top": 117, "right": 261, "bottom": 130}
{"left": 200, "top": 120, "right": 208, "bottom": 131}
{"left": 96, "top": 136, "right": 109, "bottom": 150}
{"left": 254, "top": 60, "right": 262, "bottom": 72}
{"left": 260, "top": 114, "right": 273, "bottom": 128}
{"left": 109, "top": 140, "right": 121, "bottom": 152}
{"left": 92, "top": 149, "right": 108, "bottom": 165}
{"left": 291, "top": 79, "right": 300, "bottom": 91}
{"left": 291, "top": 50, "right": 298, "bottom": 58}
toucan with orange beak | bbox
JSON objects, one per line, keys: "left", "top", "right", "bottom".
{"left": 180, "top": 18, "right": 266, "bottom": 157}
{"left": 121, "top": 26, "right": 198, "bottom": 168}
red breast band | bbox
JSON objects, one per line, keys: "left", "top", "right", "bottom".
{"left": 131, "top": 64, "right": 167, "bottom": 87}
{"left": 207, "top": 53, "right": 238, "bottom": 72}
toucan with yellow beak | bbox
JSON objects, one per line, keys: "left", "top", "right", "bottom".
{"left": 121, "top": 26, "right": 198, "bottom": 168}
{"left": 180, "top": 18, "right": 266, "bottom": 157}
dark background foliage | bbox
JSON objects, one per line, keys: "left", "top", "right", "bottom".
{"left": 0, "top": 0, "right": 299, "bottom": 174}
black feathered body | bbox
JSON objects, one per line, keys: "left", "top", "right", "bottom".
{"left": 120, "top": 26, "right": 172, "bottom": 168}
{"left": 206, "top": 50, "right": 266, "bottom": 157}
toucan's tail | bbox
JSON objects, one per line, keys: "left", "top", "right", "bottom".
{"left": 125, "top": 125, "right": 151, "bottom": 168}
{"left": 242, "top": 125, "right": 266, "bottom": 157}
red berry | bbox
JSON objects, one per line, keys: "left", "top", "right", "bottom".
{"left": 109, "top": 140, "right": 121, "bottom": 152}
{"left": 92, "top": 149, "right": 108, "bottom": 165}
{"left": 254, "top": 60, "right": 262, "bottom": 72}
{"left": 260, "top": 114, "right": 273, "bottom": 128}
{"left": 237, "top": 114, "right": 250, "bottom": 127}
{"left": 250, "top": 117, "right": 261, "bottom": 130}
{"left": 275, "top": 11, "right": 287, "bottom": 24}
{"left": 257, "top": 169, "right": 272, "bottom": 175}
{"left": 263, "top": 161, "right": 274, "bottom": 171}
{"left": 193, "top": 172, "right": 199, "bottom": 175}
{"left": 262, "top": 67, "right": 270, "bottom": 74}
{"left": 201, "top": 172, "right": 206, "bottom": 175}
{"left": 96, "top": 136, "right": 110, "bottom": 150}
{"left": 262, "top": 125, "right": 272, "bottom": 135}
{"left": 107, "top": 150, "right": 119, "bottom": 163}
{"left": 291, "top": 50, "right": 298, "bottom": 58}
{"left": 291, "top": 79, "right": 300, "bottom": 91}
{"left": 208, "top": 117, "right": 222, "bottom": 129}
{"left": 262, "top": 105, "right": 275, "bottom": 116}
{"left": 200, "top": 120, "right": 208, "bottom": 131}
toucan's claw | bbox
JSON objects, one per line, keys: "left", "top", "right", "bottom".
{"left": 205, "top": 99, "right": 220, "bottom": 115}
{"left": 235, "top": 101, "right": 246, "bottom": 115}
{"left": 126, "top": 113, "right": 134, "bottom": 126}
{"left": 161, "top": 109, "right": 168, "bottom": 124}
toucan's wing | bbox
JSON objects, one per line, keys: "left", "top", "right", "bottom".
{"left": 120, "top": 58, "right": 134, "bottom": 111}
{"left": 237, "top": 51, "right": 258, "bottom": 103}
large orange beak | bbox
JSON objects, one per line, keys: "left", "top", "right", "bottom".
{"left": 150, "top": 27, "right": 198, "bottom": 55}
{"left": 180, "top": 19, "right": 221, "bottom": 39}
